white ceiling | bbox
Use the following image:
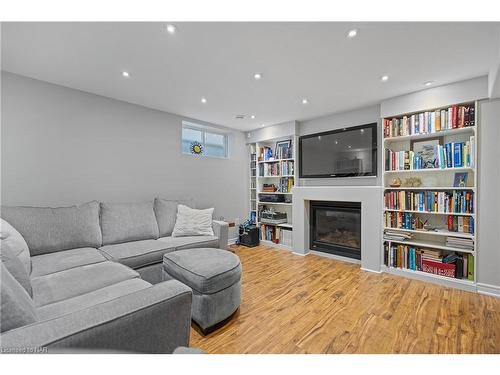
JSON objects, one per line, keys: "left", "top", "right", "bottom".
{"left": 2, "top": 22, "right": 498, "bottom": 131}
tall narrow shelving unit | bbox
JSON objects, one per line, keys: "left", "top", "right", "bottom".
{"left": 248, "top": 136, "right": 297, "bottom": 250}
{"left": 381, "top": 101, "right": 478, "bottom": 292}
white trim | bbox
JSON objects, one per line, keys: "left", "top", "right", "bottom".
{"left": 292, "top": 251, "right": 309, "bottom": 257}
{"left": 228, "top": 237, "right": 238, "bottom": 245}
{"left": 361, "top": 267, "right": 382, "bottom": 274}
{"left": 309, "top": 250, "right": 361, "bottom": 265}
{"left": 477, "top": 283, "right": 500, "bottom": 298}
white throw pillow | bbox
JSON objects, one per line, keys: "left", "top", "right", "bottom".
{"left": 171, "top": 205, "right": 214, "bottom": 237}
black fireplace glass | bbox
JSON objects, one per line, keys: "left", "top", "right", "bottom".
{"left": 310, "top": 201, "right": 361, "bottom": 259}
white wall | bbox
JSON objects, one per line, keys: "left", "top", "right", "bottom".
{"left": 297, "top": 105, "right": 382, "bottom": 186}
{"left": 477, "top": 98, "right": 500, "bottom": 295}
{"left": 1, "top": 72, "right": 248, "bottom": 239}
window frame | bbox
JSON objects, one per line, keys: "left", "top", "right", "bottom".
{"left": 181, "top": 122, "right": 228, "bottom": 159}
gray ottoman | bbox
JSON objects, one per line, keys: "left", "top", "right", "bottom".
{"left": 162, "top": 248, "right": 241, "bottom": 334}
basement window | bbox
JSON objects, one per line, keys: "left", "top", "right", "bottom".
{"left": 182, "top": 122, "right": 228, "bottom": 158}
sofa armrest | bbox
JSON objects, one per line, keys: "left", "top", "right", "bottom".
{"left": 212, "top": 220, "right": 229, "bottom": 250}
{"left": 0, "top": 280, "right": 192, "bottom": 354}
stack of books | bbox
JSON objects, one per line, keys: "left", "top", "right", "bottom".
{"left": 383, "top": 104, "right": 475, "bottom": 138}
{"left": 277, "top": 177, "right": 294, "bottom": 193}
{"left": 385, "top": 137, "right": 475, "bottom": 171}
{"left": 446, "top": 215, "right": 474, "bottom": 234}
{"left": 446, "top": 237, "right": 474, "bottom": 250}
{"left": 281, "top": 160, "right": 294, "bottom": 175}
{"left": 384, "top": 243, "right": 474, "bottom": 280}
{"left": 383, "top": 230, "right": 413, "bottom": 241}
{"left": 261, "top": 163, "right": 280, "bottom": 176}
{"left": 384, "top": 190, "right": 474, "bottom": 214}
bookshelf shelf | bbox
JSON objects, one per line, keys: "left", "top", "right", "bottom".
{"left": 383, "top": 238, "right": 474, "bottom": 254}
{"left": 382, "top": 101, "right": 478, "bottom": 289}
{"left": 258, "top": 202, "right": 293, "bottom": 206}
{"left": 384, "top": 186, "right": 475, "bottom": 191}
{"left": 248, "top": 135, "right": 297, "bottom": 250}
{"left": 383, "top": 227, "right": 474, "bottom": 239}
{"left": 383, "top": 126, "right": 475, "bottom": 143}
{"left": 384, "top": 209, "right": 474, "bottom": 217}
{"left": 384, "top": 167, "right": 474, "bottom": 174}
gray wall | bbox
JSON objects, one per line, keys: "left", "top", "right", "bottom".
{"left": 297, "top": 104, "right": 382, "bottom": 186}
{"left": 1, "top": 72, "right": 248, "bottom": 239}
{"left": 477, "top": 98, "right": 500, "bottom": 292}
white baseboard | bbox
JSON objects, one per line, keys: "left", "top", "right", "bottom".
{"left": 477, "top": 283, "right": 500, "bottom": 298}
{"left": 291, "top": 251, "right": 309, "bottom": 257}
{"left": 228, "top": 237, "right": 238, "bottom": 245}
{"left": 361, "top": 267, "right": 382, "bottom": 274}
{"left": 309, "top": 250, "right": 361, "bottom": 265}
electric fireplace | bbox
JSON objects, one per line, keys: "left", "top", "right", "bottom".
{"left": 310, "top": 201, "right": 361, "bottom": 259}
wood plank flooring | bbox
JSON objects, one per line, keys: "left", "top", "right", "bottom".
{"left": 190, "top": 245, "right": 500, "bottom": 353}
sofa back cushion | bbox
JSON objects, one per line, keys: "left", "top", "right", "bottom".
{"left": 0, "top": 245, "right": 33, "bottom": 297}
{"left": 1, "top": 201, "right": 102, "bottom": 256}
{"left": 0, "top": 263, "right": 38, "bottom": 333}
{"left": 0, "top": 218, "right": 31, "bottom": 274}
{"left": 154, "top": 198, "right": 195, "bottom": 237}
{"left": 100, "top": 201, "right": 159, "bottom": 245}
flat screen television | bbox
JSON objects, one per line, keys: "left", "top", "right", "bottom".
{"left": 299, "top": 123, "right": 378, "bottom": 178}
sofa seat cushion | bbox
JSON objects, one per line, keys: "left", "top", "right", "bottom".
{"left": 162, "top": 248, "right": 241, "bottom": 294}
{"left": 30, "top": 247, "right": 107, "bottom": 278}
{"left": 37, "top": 278, "right": 151, "bottom": 320}
{"left": 1, "top": 201, "right": 102, "bottom": 256}
{"left": 31, "top": 261, "right": 140, "bottom": 307}
{"left": 99, "top": 240, "right": 176, "bottom": 269}
{"left": 157, "top": 235, "right": 219, "bottom": 251}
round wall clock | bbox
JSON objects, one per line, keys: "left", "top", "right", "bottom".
{"left": 190, "top": 141, "right": 204, "bottom": 155}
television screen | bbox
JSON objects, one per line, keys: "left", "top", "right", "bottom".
{"left": 299, "top": 123, "right": 378, "bottom": 178}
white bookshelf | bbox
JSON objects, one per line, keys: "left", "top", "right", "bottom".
{"left": 382, "top": 101, "right": 478, "bottom": 291}
{"left": 248, "top": 135, "right": 297, "bottom": 250}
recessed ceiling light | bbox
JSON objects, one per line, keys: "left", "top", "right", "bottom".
{"left": 261, "top": 124, "right": 265, "bottom": 127}
{"left": 254, "top": 73, "right": 262, "bottom": 80}
{"left": 201, "top": 97, "right": 207, "bottom": 104}
{"left": 166, "top": 24, "right": 177, "bottom": 34}
{"left": 251, "top": 115, "right": 256, "bottom": 119}
{"left": 424, "top": 81, "right": 434, "bottom": 86}
{"left": 335, "top": 140, "right": 339, "bottom": 144}
{"left": 348, "top": 145, "right": 352, "bottom": 149}
{"left": 347, "top": 29, "right": 358, "bottom": 38}
{"left": 122, "top": 71, "right": 130, "bottom": 78}
{"left": 381, "top": 75, "right": 389, "bottom": 82}
{"left": 302, "top": 98, "right": 309, "bottom": 105}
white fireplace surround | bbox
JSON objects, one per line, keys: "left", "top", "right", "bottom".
{"left": 292, "top": 186, "right": 383, "bottom": 272}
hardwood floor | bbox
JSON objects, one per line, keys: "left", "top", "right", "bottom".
{"left": 190, "top": 245, "right": 500, "bottom": 354}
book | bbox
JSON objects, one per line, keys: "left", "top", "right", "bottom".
{"left": 467, "top": 254, "right": 474, "bottom": 280}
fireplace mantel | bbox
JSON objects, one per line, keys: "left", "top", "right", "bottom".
{"left": 292, "top": 186, "right": 383, "bottom": 273}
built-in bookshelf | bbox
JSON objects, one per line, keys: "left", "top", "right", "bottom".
{"left": 247, "top": 136, "right": 297, "bottom": 250}
{"left": 381, "top": 101, "right": 478, "bottom": 291}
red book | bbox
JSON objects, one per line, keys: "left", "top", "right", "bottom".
{"left": 452, "top": 106, "right": 458, "bottom": 128}
{"left": 447, "top": 215, "right": 453, "bottom": 231}
{"left": 422, "top": 259, "right": 456, "bottom": 278}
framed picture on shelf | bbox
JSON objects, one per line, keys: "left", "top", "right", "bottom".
{"left": 275, "top": 140, "right": 292, "bottom": 159}
{"left": 410, "top": 136, "right": 443, "bottom": 169}
{"left": 453, "top": 172, "right": 468, "bottom": 187}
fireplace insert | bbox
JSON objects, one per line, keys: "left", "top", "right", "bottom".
{"left": 310, "top": 201, "right": 361, "bottom": 260}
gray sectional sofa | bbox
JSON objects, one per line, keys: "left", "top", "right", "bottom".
{"left": 0, "top": 198, "right": 229, "bottom": 353}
